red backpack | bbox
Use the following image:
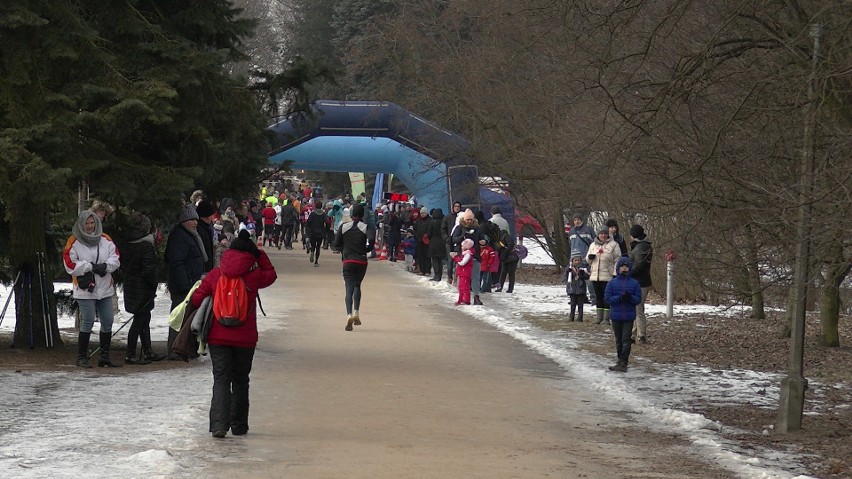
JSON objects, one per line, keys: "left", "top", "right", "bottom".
{"left": 212, "top": 275, "right": 250, "bottom": 327}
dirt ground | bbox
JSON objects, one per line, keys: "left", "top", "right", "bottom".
{"left": 515, "top": 265, "right": 852, "bottom": 479}
{"left": 1, "top": 263, "right": 849, "bottom": 478}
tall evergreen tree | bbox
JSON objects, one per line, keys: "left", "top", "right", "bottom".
{"left": 0, "top": 0, "right": 270, "bottom": 349}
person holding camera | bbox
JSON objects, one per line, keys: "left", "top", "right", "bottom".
{"left": 63, "top": 210, "right": 121, "bottom": 368}
{"left": 586, "top": 226, "right": 620, "bottom": 325}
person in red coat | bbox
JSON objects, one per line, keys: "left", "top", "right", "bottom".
{"left": 261, "top": 202, "right": 277, "bottom": 247}
{"left": 191, "top": 229, "right": 277, "bottom": 438}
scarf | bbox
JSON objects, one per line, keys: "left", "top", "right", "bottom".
{"left": 185, "top": 225, "right": 209, "bottom": 263}
{"left": 130, "top": 233, "right": 155, "bottom": 246}
{"left": 72, "top": 210, "right": 102, "bottom": 247}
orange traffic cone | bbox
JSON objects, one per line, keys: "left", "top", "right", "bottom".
{"left": 396, "top": 247, "right": 404, "bottom": 261}
{"left": 378, "top": 243, "right": 388, "bottom": 261}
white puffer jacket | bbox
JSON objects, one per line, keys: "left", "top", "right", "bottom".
{"left": 63, "top": 235, "right": 120, "bottom": 300}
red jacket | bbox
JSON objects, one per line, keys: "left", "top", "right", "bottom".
{"left": 262, "top": 206, "right": 276, "bottom": 225}
{"left": 191, "top": 249, "right": 277, "bottom": 348}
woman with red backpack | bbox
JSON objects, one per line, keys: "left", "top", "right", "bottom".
{"left": 190, "top": 229, "right": 277, "bottom": 438}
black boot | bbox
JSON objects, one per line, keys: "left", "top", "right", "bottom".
{"left": 76, "top": 332, "right": 92, "bottom": 368}
{"left": 144, "top": 348, "right": 166, "bottom": 362}
{"left": 473, "top": 295, "right": 483, "bottom": 306}
{"left": 125, "top": 353, "right": 151, "bottom": 365}
{"left": 98, "top": 332, "right": 122, "bottom": 368}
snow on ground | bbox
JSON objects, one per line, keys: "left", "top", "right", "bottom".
{"left": 0, "top": 241, "right": 826, "bottom": 478}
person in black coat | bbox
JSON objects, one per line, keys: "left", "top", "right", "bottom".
{"left": 196, "top": 200, "right": 217, "bottom": 272}
{"left": 442, "top": 201, "right": 462, "bottom": 282}
{"left": 606, "top": 218, "right": 629, "bottom": 257}
{"left": 384, "top": 209, "right": 403, "bottom": 262}
{"left": 122, "top": 212, "right": 165, "bottom": 364}
{"left": 629, "top": 224, "right": 654, "bottom": 343}
{"left": 164, "top": 206, "right": 207, "bottom": 358}
{"left": 451, "top": 209, "right": 486, "bottom": 305}
{"left": 427, "top": 209, "right": 447, "bottom": 281}
{"left": 305, "top": 205, "right": 329, "bottom": 266}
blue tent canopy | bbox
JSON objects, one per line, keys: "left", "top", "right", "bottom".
{"left": 267, "top": 100, "right": 480, "bottom": 213}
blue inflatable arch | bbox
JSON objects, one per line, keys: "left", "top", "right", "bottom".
{"left": 267, "top": 100, "right": 480, "bottom": 213}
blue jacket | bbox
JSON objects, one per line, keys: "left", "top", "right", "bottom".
{"left": 604, "top": 257, "right": 642, "bottom": 321}
{"left": 568, "top": 222, "right": 596, "bottom": 260}
{"left": 401, "top": 237, "right": 416, "bottom": 255}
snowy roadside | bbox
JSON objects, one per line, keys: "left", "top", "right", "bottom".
{"left": 0, "top": 245, "right": 834, "bottom": 479}
{"left": 412, "top": 273, "right": 819, "bottom": 479}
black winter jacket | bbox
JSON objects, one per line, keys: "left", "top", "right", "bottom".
{"left": 629, "top": 238, "right": 654, "bottom": 288}
{"left": 164, "top": 224, "right": 206, "bottom": 297}
{"left": 122, "top": 239, "right": 157, "bottom": 314}
{"left": 427, "top": 209, "right": 447, "bottom": 257}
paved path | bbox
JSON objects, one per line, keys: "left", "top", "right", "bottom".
{"left": 199, "top": 244, "right": 734, "bottom": 478}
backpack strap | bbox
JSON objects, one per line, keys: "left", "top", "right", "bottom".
{"left": 256, "top": 292, "right": 266, "bottom": 317}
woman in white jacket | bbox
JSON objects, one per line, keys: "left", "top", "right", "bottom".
{"left": 63, "top": 210, "right": 121, "bottom": 368}
{"left": 586, "top": 226, "right": 620, "bottom": 325}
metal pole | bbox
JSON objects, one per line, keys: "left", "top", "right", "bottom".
{"left": 0, "top": 270, "right": 21, "bottom": 328}
{"left": 666, "top": 250, "right": 676, "bottom": 320}
{"left": 778, "top": 23, "right": 822, "bottom": 433}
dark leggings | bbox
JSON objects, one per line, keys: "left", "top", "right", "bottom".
{"left": 126, "top": 310, "right": 152, "bottom": 356}
{"left": 310, "top": 238, "right": 323, "bottom": 261}
{"left": 592, "top": 281, "right": 609, "bottom": 309}
{"left": 343, "top": 262, "right": 368, "bottom": 315}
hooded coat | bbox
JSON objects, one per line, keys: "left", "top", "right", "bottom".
{"left": 190, "top": 248, "right": 277, "bottom": 348}
{"left": 604, "top": 257, "right": 642, "bottom": 321}
{"left": 427, "top": 209, "right": 447, "bottom": 257}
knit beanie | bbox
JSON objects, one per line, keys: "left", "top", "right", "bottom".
{"left": 196, "top": 200, "right": 216, "bottom": 218}
{"left": 178, "top": 206, "right": 199, "bottom": 223}
{"left": 420, "top": 206, "right": 428, "bottom": 216}
{"left": 629, "top": 224, "right": 645, "bottom": 239}
{"left": 230, "top": 229, "right": 260, "bottom": 257}
{"left": 597, "top": 226, "right": 609, "bottom": 235}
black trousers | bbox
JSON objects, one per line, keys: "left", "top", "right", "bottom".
{"left": 611, "top": 320, "right": 634, "bottom": 365}
{"left": 209, "top": 344, "right": 255, "bottom": 434}
{"left": 498, "top": 260, "right": 517, "bottom": 293}
{"left": 282, "top": 224, "right": 295, "bottom": 247}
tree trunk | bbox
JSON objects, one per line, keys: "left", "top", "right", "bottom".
{"left": 820, "top": 253, "right": 850, "bottom": 347}
{"left": 745, "top": 232, "right": 765, "bottom": 319}
{"left": 7, "top": 192, "right": 62, "bottom": 349}
{"left": 780, "top": 287, "right": 793, "bottom": 339}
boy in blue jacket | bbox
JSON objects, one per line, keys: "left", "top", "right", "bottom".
{"left": 604, "top": 257, "right": 642, "bottom": 372}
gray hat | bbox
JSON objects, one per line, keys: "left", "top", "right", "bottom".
{"left": 420, "top": 206, "right": 428, "bottom": 215}
{"left": 178, "top": 206, "right": 199, "bottom": 223}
